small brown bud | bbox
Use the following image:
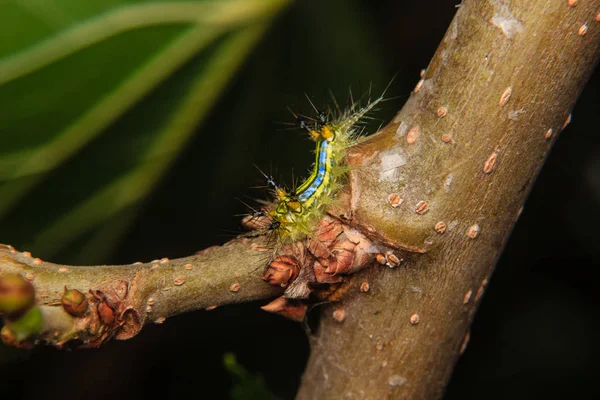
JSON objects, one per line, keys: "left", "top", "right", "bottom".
{"left": 263, "top": 256, "right": 299, "bottom": 287}
{"left": 313, "top": 261, "right": 343, "bottom": 284}
{"left": 441, "top": 134, "right": 452, "bottom": 143}
{"left": 313, "top": 217, "right": 342, "bottom": 247}
{"left": 567, "top": 0, "right": 577, "bottom": 7}
{"left": 261, "top": 297, "right": 307, "bottom": 322}
{"left": 62, "top": 288, "right": 88, "bottom": 317}
{"left": 184, "top": 263, "right": 193, "bottom": 270}
{"left": 376, "top": 253, "right": 387, "bottom": 265}
{"left": 437, "top": 107, "right": 447, "bottom": 118}
{"left": 578, "top": 24, "right": 588, "bottom": 36}
{"left": 230, "top": 283, "right": 240, "bottom": 292}
{"left": 98, "top": 302, "right": 115, "bottom": 325}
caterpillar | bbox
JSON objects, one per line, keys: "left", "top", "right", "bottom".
{"left": 244, "top": 92, "right": 383, "bottom": 247}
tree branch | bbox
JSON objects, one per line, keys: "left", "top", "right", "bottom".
{"left": 0, "top": 238, "right": 281, "bottom": 347}
{"left": 1, "top": 1, "right": 598, "bottom": 399}
{"left": 298, "top": 1, "right": 600, "bottom": 398}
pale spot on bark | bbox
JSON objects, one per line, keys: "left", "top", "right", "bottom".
{"left": 394, "top": 121, "right": 408, "bottom": 139}
{"left": 490, "top": 0, "right": 524, "bottom": 38}
{"left": 378, "top": 149, "right": 407, "bottom": 182}
{"left": 388, "top": 375, "right": 407, "bottom": 387}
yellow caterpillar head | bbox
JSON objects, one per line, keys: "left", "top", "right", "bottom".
{"left": 309, "top": 126, "right": 336, "bottom": 142}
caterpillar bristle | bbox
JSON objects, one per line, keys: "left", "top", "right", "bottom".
{"left": 243, "top": 84, "right": 389, "bottom": 254}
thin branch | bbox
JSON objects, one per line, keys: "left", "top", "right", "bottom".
{"left": 0, "top": 239, "right": 282, "bottom": 347}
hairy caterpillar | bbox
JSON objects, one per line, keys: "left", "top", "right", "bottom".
{"left": 244, "top": 91, "right": 383, "bottom": 248}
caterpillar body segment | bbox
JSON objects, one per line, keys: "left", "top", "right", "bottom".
{"left": 262, "top": 94, "right": 383, "bottom": 243}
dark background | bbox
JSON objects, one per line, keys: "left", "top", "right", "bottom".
{"left": 1, "top": 0, "right": 599, "bottom": 399}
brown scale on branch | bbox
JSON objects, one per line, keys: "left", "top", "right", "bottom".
{"left": 260, "top": 216, "right": 403, "bottom": 320}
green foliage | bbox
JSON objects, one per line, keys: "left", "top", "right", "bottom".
{"left": 0, "top": 0, "right": 393, "bottom": 392}
{"left": 5, "top": 306, "right": 43, "bottom": 341}
{"left": 0, "top": 0, "right": 288, "bottom": 262}
{"left": 224, "top": 352, "right": 279, "bottom": 400}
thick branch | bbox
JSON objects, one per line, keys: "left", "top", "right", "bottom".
{"left": 1, "top": 1, "right": 598, "bottom": 397}
{"left": 298, "top": 1, "right": 600, "bottom": 399}
{"left": 0, "top": 238, "right": 281, "bottom": 347}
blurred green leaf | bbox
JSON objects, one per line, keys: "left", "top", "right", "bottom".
{"left": 0, "top": 0, "right": 289, "bottom": 261}
{"left": 5, "top": 306, "right": 43, "bottom": 341}
{"left": 224, "top": 352, "right": 279, "bottom": 400}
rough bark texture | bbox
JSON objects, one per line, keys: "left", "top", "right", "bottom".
{"left": 297, "top": 1, "right": 600, "bottom": 399}
{"left": 1, "top": 0, "right": 599, "bottom": 397}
